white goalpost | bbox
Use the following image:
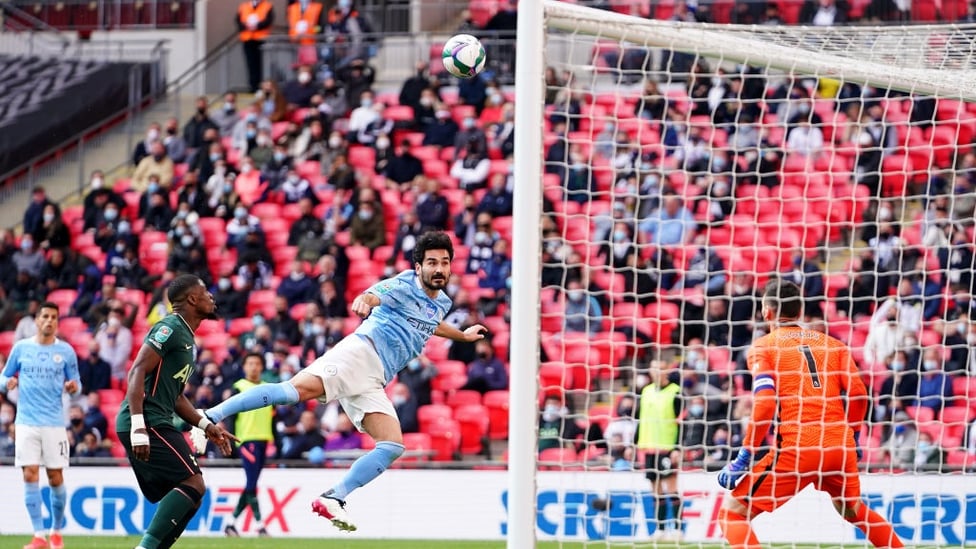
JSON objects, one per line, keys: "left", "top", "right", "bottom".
{"left": 510, "top": 1, "right": 976, "bottom": 547}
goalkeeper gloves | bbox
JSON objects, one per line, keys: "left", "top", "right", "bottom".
{"left": 717, "top": 448, "right": 752, "bottom": 490}
{"left": 853, "top": 430, "right": 863, "bottom": 462}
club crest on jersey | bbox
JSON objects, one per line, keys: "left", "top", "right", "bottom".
{"left": 154, "top": 326, "right": 172, "bottom": 343}
{"left": 52, "top": 354, "right": 63, "bottom": 364}
{"left": 374, "top": 281, "right": 395, "bottom": 295}
{"left": 424, "top": 303, "right": 436, "bottom": 320}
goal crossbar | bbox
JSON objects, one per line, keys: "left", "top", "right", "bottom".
{"left": 544, "top": 0, "right": 976, "bottom": 101}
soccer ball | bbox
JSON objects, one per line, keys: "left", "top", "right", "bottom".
{"left": 441, "top": 34, "right": 486, "bottom": 79}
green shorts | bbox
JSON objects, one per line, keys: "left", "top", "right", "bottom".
{"left": 117, "top": 424, "right": 201, "bottom": 503}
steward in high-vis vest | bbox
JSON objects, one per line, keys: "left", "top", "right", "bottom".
{"left": 237, "top": 0, "right": 274, "bottom": 92}
{"left": 637, "top": 360, "right": 685, "bottom": 540}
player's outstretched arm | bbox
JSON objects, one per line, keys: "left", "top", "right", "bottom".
{"left": 351, "top": 293, "right": 381, "bottom": 318}
{"left": 435, "top": 322, "right": 487, "bottom": 342}
{"left": 175, "top": 393, "right": 238, "bottom": 456}
{"left": 126, "top": 344, "right": 162, "bottom": 461}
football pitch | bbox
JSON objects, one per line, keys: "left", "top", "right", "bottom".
{"left": 0, "top": 539, "right": 945, "bottom": 549}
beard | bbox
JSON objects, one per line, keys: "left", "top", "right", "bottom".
{"left": 204, "top": 304, "right": 219, "bottom": 320}
{"left": 422, "top": 273, "right": 447, "bottom": 292}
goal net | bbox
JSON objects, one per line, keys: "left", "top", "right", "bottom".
{"left": 507, "top": 1, "right": 976, "bottom": 547}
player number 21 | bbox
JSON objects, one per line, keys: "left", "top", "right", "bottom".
{"left": 799, "top": 345, "right": 822, "bottom": 389}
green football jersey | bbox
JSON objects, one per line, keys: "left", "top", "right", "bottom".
{"left": 117, "top": 314, "right": 196, "bottom": 431}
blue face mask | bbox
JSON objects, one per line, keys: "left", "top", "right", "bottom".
{"left": 147, "top": 182, "right": 159, "bottom": 194}
{"left": 407, "top": 359, "right": 421, "bottom": 371}
{"left": 104, "top": 209, "right": 118, "bottom": 221}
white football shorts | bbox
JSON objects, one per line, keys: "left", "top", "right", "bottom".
{"left": 304, "top": 335, "right": 397, "bottom": 432}
{"left": 15, "top": 425, "right": 70, "bottom": 469}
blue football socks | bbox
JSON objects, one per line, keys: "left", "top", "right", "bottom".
{"left": 328, "top": 441, "right": 405, "bottom": 501}
{"left": 50, "top": 484, "right": 67, "bottom": 532}
{"left": 206, "top": 382, "right": 299, "bottom": 423}
{"left": 24, "top": 482, "right": 44, "bottom": 535}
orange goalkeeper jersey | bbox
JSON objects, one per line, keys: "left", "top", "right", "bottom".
{"left": 746, "top": 325, "right": 868, "bottom": 451}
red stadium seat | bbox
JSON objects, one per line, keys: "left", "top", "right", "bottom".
{"left": 454, "top": 404, "right": 490, "bottom": 455}
{"left": 246, "top": 290, "right": 277, "bottom": 318}
{"left": 417, "top": 404, "right": 453, "bottom": 431}
{"left": 423, "top": 417, "right": 461, "bottom": 461}
{"left": 483, "top": 390, "right": 509, "bottom": 440}
{"left": 399, "top": 432, "right": 433, "bottom": 463}
{"left": 58, "top": 317, "right": 88, "bottom": 341}
{"left": 446, "top": 389, "right": 482, "bottom": 408}
{"left": 0, "top": 331, "right": 15, "bottom": 356}
{"left": 47, "top": 289, "right": 78, "bottom": 317}
{"left": 538, "top": 447, "right": 580, "bottom": 471}
{"left": 539, "top": 362, "right": 574, "bottom": 393}
{"left": 228, "top": 317, "right": 254, "bottom": 336}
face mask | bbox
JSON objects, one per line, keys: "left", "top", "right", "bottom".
{"left": 358, "top": 210, "right": 373, "bottom": 220}
{"left": 91, "top": 177, "right": 103, "bottom": 189}
{"left": 224, "top": 102, "right": 235, "bottom": 112}
{"left": 617, "top": 407, "right": 633, "bottom": 417}
{"left": 257, "top": 136, "right": 271, "bottom": 147}
{"left": 290, "top": 271, "right": 304, "bottom": 281}
{"left": 180, "top": 235, "right": 195, "bottom": 248}
{"left": 689, "top": 404, "right": 705, "bottom": 417}
{"left": 298, "top": 72, "right": 311, "bottom": 84}
{"left": 218, "top": 278, "right": 231, "bottom": 291}
{"left": 568, "top": 290, "right": 583, "bottom": 302}
{"left": 391, "top": 395, "right": 407, "bottom": 407}
{"left": 43, "top": 213, "right": 54, "bottom": 224}
{"left": 176, "top": 211, "right": 188, "bottom": 220}
{"left": 542, "top": 405, "right": 562, "bottom": 422}
{"left": 115, "top": 242, "right": 126, "bottom": 254}
{"left": 246, "top": 129, "right": 257, "bottom": 139}
{"left": 337, "top": 0, "right": 351, "bottom": 9}
{"left": 613, "top": 230, "right": 627, "bottom": 242}
{"left": 241, "top": 164, "right": 253, "bottom": 174}
{"left": 376, "top": 138, "right": 390, "bottom": 150}
{"left": 436, "top": 110, "right": 451, "bottom": 120}
{"left": 311, "top": 324, "right": 324, "bottom": 335}
{"left": 694, "top": 359, "right": 708, "bottom": 372}
{"left": 477, "top": 351, "right": 490, "bottom": 360}
{"left": 923, "top": 360, "right": 938, "bottom": 371}
{"left": 274, "top": 152, "right": 286, "bottom": 162}
{"left": 463, "top": 117, "right": 475, "bottom": 129}
{"left": 361, "top": 98, "right": 373, "bottom": 108}
{"left": 118, "top": 221, "right": 131, "bottom": 234}
{"left": 287, "top": 175, "right": 300, "bottom": 184}
{"left": 152, "top": 153, "right": 165, "bottom": 162}
{"left": 20, "top": 240, "right": 32, "bottom": 252}
{"left": 147, "top": 182, "right": 160, "bottom": 195}
{"left": 210, "top": 153, "right": 221, "bottom": 162}
{"left": 108, "top": 316, "right": 121, "bottom": 328}
{"left": 174, "top": 227, "right": 186, "bottom": 237}
{"left": 475, "top": 231, "right": 490, "bottom": 245}
{"left": 918, "top": 441, "right": 932, "bottom": 453}
{"left": 407, "top": 359, "right": 421, "bottom": 371}
{"left": 328, "top": 136, "right": 343, "bottom": 148}
{"left": 890, "top": 360, "right": 905, "bottom": 372}
{"left": 252, "top": 315, "right": 265, "bottom": 326}
{"left": 104, "top": 209, "right": 118, "bottom": 221}
{"left": 419, "top": 97, "right": 433, "bottom": 107}
{"left": 223, "top": 183, "right": 233, "bottom": 194}
{"left": 147, "top": 129, "right": 159, "bottom": 141}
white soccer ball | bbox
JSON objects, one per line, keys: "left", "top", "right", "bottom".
{"left": 441, "top": 34, "right": 486, "bottom": 79}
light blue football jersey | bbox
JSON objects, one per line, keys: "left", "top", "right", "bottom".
{"left": 1, "top": 337, "right": 80, "bottom": 427}
{"left": 357, "top": 270, "right": 453, "bottom": 384}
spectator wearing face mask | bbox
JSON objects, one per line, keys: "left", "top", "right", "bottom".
{"left": 83, "top": 172, "right": 126, "bottom": 232}
{"left": 183, "top": 95, "right": 219, "bottom": 150}
{"left": 422, "top": 107, "right": 460, "bottom": 148}
{"left": 538, "top": 395, "right": 586, "bottom": 454}
{"left": 883, "top": 411, "right": 919, "bottom": 469}
{"left": 132, "top": 140, "right": 175, "bottom": 192}
{"left": 141, "top": 188, "right": 175, "bottom": 232}
{"left": 460, "top": 338, "right": 508, "bottom": 394}
{"left": 212, "top": 92, "right": 240, "bottom": 136}
{"left": 382, "top": 139, "right": 424, "bottom": 192}
{"left": 453, "top": 116, "right": 488, "bottom": 161}
{"left": 477, "top": 173, "right": 514, "bottom": 217}
{"left": 563, "top": 278, "right": 603, "bottom": 335}
{"left": 94, "top": 304, "right": 134, "bottom": 381}
{"left": 389, "top": 383, "right": 419, "bottom": 434}
{"left": 234, "top": 158, "right": 268, "bottom": 207}
{"left": 873, "top": 350, "right": 919, "bottom": 427}
{"left": 681, "top": 395, "right": 709, "bottom": 461}
{"left": 450, "top": 137, "right": 491, "bottom": 191}
{"left": 283, "top": 65, "right": 319, "bottom": 108}
{"left": 232, "top": 102, "right": 273, "bottom": 153}
{"left": 396, "top": 355, "right": 436, "bottom": 406}
{"left": 78, "top": 340, "right": 112, "bottom": 395}
{"left": 12, "top": 234, "right": 45, "bottom": 278}
{"left": 346, "top": 91, "right": 379, "bottom": 143}
{"left": 132, "top": 122, "right": 161, "bottom": 166}
{"left": 32, "top": 203, "right": 71, "bottom": 252}
{"left": 349, "top": 198, "right": 386, "bottom": 251}
{"left": 279, "top": 169, "right": 316, "bottom": 204}
{"left": 213, "top": 275, "right": 248, "bottom": 320}
{"left": 916, "top": 347, "right": 952, "bottom": 415}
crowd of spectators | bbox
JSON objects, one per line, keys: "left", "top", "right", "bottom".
{"left": 0, "top": 0, "right": 975, "bottom": 470}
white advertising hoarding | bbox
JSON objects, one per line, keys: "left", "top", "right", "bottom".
{"left": 0, "top": 466, "right": 971, "bottom": 544}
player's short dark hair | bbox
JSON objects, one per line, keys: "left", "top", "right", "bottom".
{"left": 38, "top": 301, "right": 59, "bottom": 316}
{"left": 762, "top": 279, "right": 803, "bottom": 319}
{"left": 242, "top": 352, "right": 265, "bottom": 369}
{"left": 413, "top": 231, "right": 454, "bottom": 265}
{"left": 168, "top": 274, "right": 203, "bottom": 305}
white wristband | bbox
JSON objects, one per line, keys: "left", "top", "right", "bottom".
{"left": 131, "top": 414, "right": 146, "bottom": 431}
{"left": 197, "top": 416, "right": 213, "bottom": 431}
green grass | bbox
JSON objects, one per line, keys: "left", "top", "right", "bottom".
{"left": 0, "top": 539, "right": 949, "bottom": 549}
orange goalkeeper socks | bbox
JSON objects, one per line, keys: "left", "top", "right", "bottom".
{"left": 718, "top": 507, "right": 761, "bottom": 549}
{"left": 847, "top": 503, "right": 904, "bottom": 548}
